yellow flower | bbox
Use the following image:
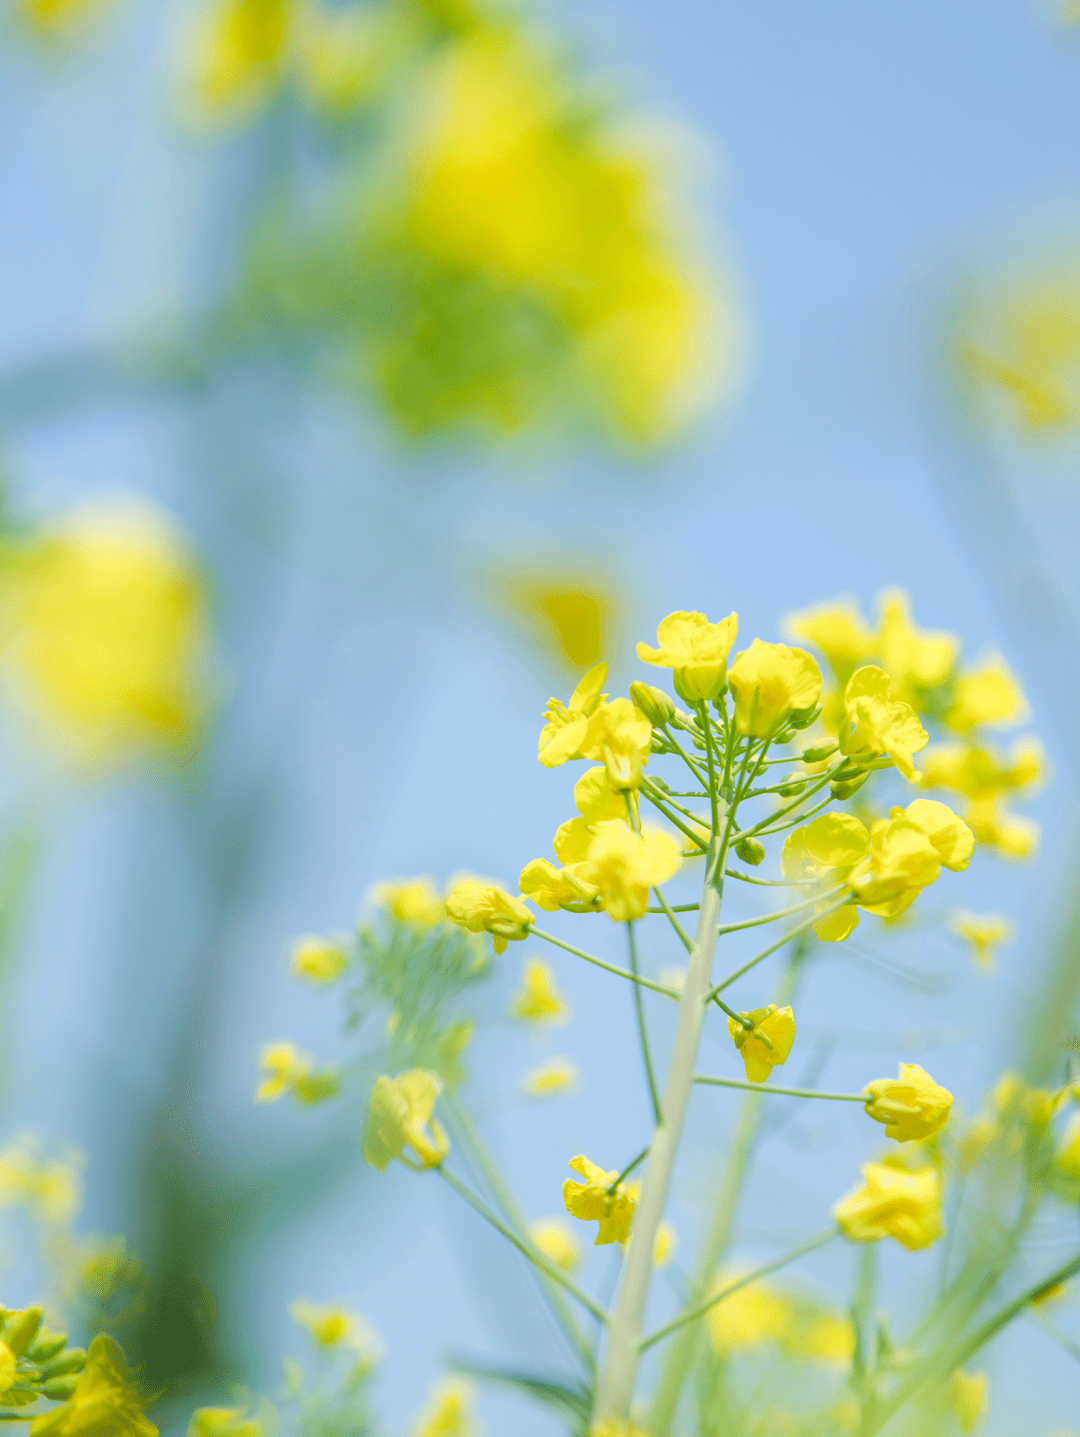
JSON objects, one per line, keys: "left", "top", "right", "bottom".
{"left": 538, "top": 663, "right": 608, "bottom": 767}
{"left": 920, "top": 736, "right": 1044, "bottom": 799}
{"left": 0, "top": 1136, "right": 82, "bottom": 1225}
{"left": 590, "top": 1422, "right": 649, "bottom": 1437}
{"left": 727, "top": 640, "right": 822, "bottom": 738}
{"left": 705, "top": 1272, "right": 790, "bottom": 1351}
{"left": 495, "top": 568, "right": 614, "bottom": 669}
{"left": 0, "top": 500, "right": 210, "bottom": 763}
{"left": 411, "top": 1377, "right": 474, "bottom": 1437}
{"left": 781, "top": 812, "right": 870, "bottom": 942}
{"left": 14, "top": 0, "right": 109, "bottom": 39}
{"left": 444, "top": 879, "right": 533, "bottom": 953}
{"left": 833, "top": 1161, "right": 943, "bottom": 1250}
{"left": 852, "top": 801, "right": 973, "bottom": 919}
{"left": 289, "top": 935, "right": 348, "bottom": 985}
{"left": 574, "top": 765, "right": 631, "bottom": 823}
{"left": 785, "top": 1313, "right": 856, "bottom": 1365}
{"left": 875, "top": 591, "right": 959, "bottom": 702}
{"left": 786, "top": 600, "right": 876, "bottom": 684}
{"left": 562, "top": 1155, "right": 637, "bottom": 1245}
{"left": 965, "top": 797, "right": 1038, "bottom": 859}
{"left": 951, "top": 912, "right": 1011, "bottom": 971}
{"left": 945, "top": 657, "right": 1028, "bottom": 734}
{"left": 1058, "top": 1113, "right": 1080, "bottom": 1178}
{"left": 580, "top": 697, "right": 652, "bottom": 791}
{"left": 522, "top": 1056, "right": 579, "bottom": 1097}
{"left": 508, "top": 959, "right": 570, "bottom": 1023}
{"left": 950, "top": 1369, "right": 989, "bottom": 1433}
{"left": 0, "top": 1340, "right": 15, "bottom": 1396}
{"left": 727, "top": 1005, "right": 796, "bottom": 1083}
{"left": 529, "top": 1218, "right": 580, "bottom": 1273}
{"left": 289, "top": 1300, "right": 382, "bottom": 1366}
{"left": 370, "top": 877, "right": 448, "bottom": 928}
{"left": 652, "top": 1221, "right": 677, "bottom": 1269}
{"left": 255, "top": 1042, "right": 312, "bottom": 1103}
{"left": 177, "top": 0, "right": 291, "bottom": 126}
{"left": 863, "top": 1064, "right": 954, "bottom": 1142}
{"left": 518, "top": 857, "right": 603, "bottom": 914}
{"left": 188, "top": 1409, "right": 268, "bottom": 1437}
{"left": 838, "top": 666, "right": 929, "bottom": 782}
{"left": 363, "top": 1069, "right": 450, "bottom": 1172}
{"left": 585, "top": 823, "right": 681, "bottom": 922}
{"left": 30, "top": 1333, "right": 156, "bottom": 1437}
{"left": 637, "top": 610, "right": 739, "bottom": 703}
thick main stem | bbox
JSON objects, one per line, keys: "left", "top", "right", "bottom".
{"left": 593, "top": 862, "right": 725, "bottom": 1420}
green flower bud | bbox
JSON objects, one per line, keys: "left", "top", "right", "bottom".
{"left": 735, "top": 836, "right": 766, "bottom": 866}
{"left": 801, "top": 740, "right": 838, "bottom": 763}
{"left": 42, "top": 1376, "right": 79, "bottom": 1402}
{"left": 790, "top": 704, "right": 822, "bottom": 731}
{"left": 777, "top": 779, "right": 807, "bottom": 797}
{"left": 831, "top": 771, "right": 869, "bottom": 800}
{"left": 629, "top": 681, "right": 675, "bottom": 726}
{"left": 3, "top": 1308, "right": 42, "bottom": 1356}
{"left": 41, "top": 1348, "right": 86, "bottom": 1380}
{"left": 28, "top": 1330, "right": 69, "bottom": 1364}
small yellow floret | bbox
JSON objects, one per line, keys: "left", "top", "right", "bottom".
{"left": 705, "top": 1272, "right": 789, "bottom": 1351}
{"left": 586, "top": 822, "right": 681, "bottom": 922}
{"left": 370, "top": 877, "right": 448, "bottom": 928}
{"left": 727, "top": 1005, "right": 796, "bottom": 1083}
{"left": 445, "top": 879, "right": 533, "bottom": 953}
{"left": 950, "top": 1369, "right": 989, "bottom": 1433}
{"left": 833, "top": 1161, "right": 943, "bottom": 1250}
{"left": 362, "top": 1069, "right": 449, "bottom": 1172}
{"left": 863, "top": 1063, "right": 954, "bottom": 1142}
{"left": 411, "top": 1377, "right": 474, "bottom": 1437}
{"left": 951, "top": 911, "right": 1011, "bottom": 971}
{"left": 289, "top": 1299, "right": 382, "bottom": 1366}
{"left": 839, "top": 666, "right": 929, "bottom": 782}
{"left": 509, "top": 959, "right": 570, "bottom": 1023}
{"left": 637, "top": 610, "right": 738, "bottom": 703}
{"left": 529, "top": 1218, "right": 580, "bottom": 1273}
{"left": 290, "top": 935, "right": 348, "bottom": 985}
{"left": 946, "top": 656, "right": 1028, "bottom": 734}
{"left": 727, "top": 639, "right": 822, "bottom": 738}
{"left": 563, "top": 1155, "right": 637, "bottom": 1245}
{"left": 522, "top": 1056, "right": 579, "bottom": 1097}
{"left": 538, "top": 663, "right": 608, "bottom": 767}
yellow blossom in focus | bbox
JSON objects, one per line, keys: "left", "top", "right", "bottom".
{"left": 0, "top": 1340, "right": 16, "bottom": 1396}
{"left": 522, "top": 1056, "right": 579, "bottom": 1097}
{"left": 727, "top": 1005, "right": 796, "bottom": 1083}
{"left": 581, "top": 697, "right": 652, "bottom": 791}
{"left": 838, "top": 666, "right": 929, "bottom": 782}
{"left": 509, "top": 959, "right": 570, "bottom": 1023}
{"left": 363, "top": 1069, "right": 449, "bottom": 1172}
{"left": 786, "top": 600, "right": 876, "bottom": 684}
{"left": 0, "top": 500, "right": 210, "bottom": 764}
{"left": 370, "top": 877, "right": 448, "bottom": 928}
{"left": 563, "top": 1155, "right": 636, "bottom": 1245}
{"left": 30, "top": 1333, "right": 156, "bottom": 1437}
{"left": 637, "top": 610, "right": 738, "bottom": 703}
{"left": 575, "top": 765, "right": 631, "bottom": 823}
{"left": 538, "top": 663, "right": 608, "bottom": 767}
{"left": 1058, "top": 1113, "right": 1080, "bottom": 1178}
{"left": 0, "top": 1135, "right": 82, "bottom": 1225}
{"left": 411, "top": 1377, "right": 474, "bottom": 1437}
{"left": 289, "top": 1299, "right": 382, "bottom": 1366}
{"left": 852, "top": 800, "right": 973, "bottom": 919}
{"left": 529, "top": 1218, "right": 580, "bottom": 1273}
{"left": 705, "top": 1273, "right": 790, "bottom": 1351}
{"left": 289, "top": 934, "right": 348, "bottom": 985}
{"left": 946, "top": 656, "right": 1028, "bottom": 735}
{"left": 833, "top": 1161, "right": 943, "bottom": 1250}
{"left": 727, "top": 640, "right": 822, "bottom": 738}
{"left": 950, "top": 1369, "right": 989, "bottom": 1433}
{"left": 444, "top": 878, "right": 533, "bottom": 952}
{"left": 951, "top": 912, "right": 1011, "bottom": 971}
{"left": 875, "top": 591, "right": 959, "bottom": 703}
{"left": 518, "top": 856, "right": 602, "bottom": 913}
{"left": 863, "top": 1064, "right": 954, "bottom": 1142}
{"left": 585, "top": 822, "right": 681, "bottom": 922}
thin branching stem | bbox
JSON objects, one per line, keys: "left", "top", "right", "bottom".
{"left": 695, "top": 1074, "right": 867, "bottom": 1101}
{"left": 533, "top": 928, "right": 680, "bottom": 1000}
{"left": 706, "top": 895, "right": 850, "bottom": 1001}
{"left": 628, "top": 921, "right": 663, "bottom": 1124}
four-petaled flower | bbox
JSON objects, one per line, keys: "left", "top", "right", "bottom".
{"left": 538, "top": 663, "right": 608, "bottom": 767}
{"left": 445, "top": 878, "right": 534, "bottom": 952}
{"left": 833, "top": 1160, "right": 944, "bottom": 1250}
{"left": 863, "top": 1063, "right": 954, "bottom": 1142}
{"left": 363, "top": 1069, "right": 450, "bottom": 1171}
{"left": 637, "top": 609, "right": 738, "bottom": 703}
{"left": 727, "top": 640, "right": 822, "bottom": 739}
{"left": 839, "top": 665, "right": 929, "bottom": 782}
{"left": 563, "top": 1155, "right": 638, "bottom": 1245}
{"left": 727, "top": 1004, "right": 796, "bottom": 1083}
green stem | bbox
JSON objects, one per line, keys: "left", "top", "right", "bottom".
{"left": 738, "top": 761, "right": 847, "bottom": 839}
{"left": 437, "top": 1168, "right": 609, "bottom": 1325}
{"left": 532, "top": 929, "right": 680, "bottom": 1000}
{"left": 639, "top": 785, "right": 710, "bottom": 850}
{"left": 694, "top": 1074, "right": 866, "bottom": 1101}
{"left": 628, "top": 922, "right": 663, "bottom": 1125}
{"left": 707, "top": 895, "right": 850, "bottom": 1000}
{"left": 716, "top": 884, "right": 846, "bottom": 936}
{"left": 607, "top": 1145, "right": 651, "bottom": 1194}
{"left": 638, "top": 1228, "right": 839, "bottom": 1352}
{"left": 659, "top": 723, "right": 711, "bottom": 790}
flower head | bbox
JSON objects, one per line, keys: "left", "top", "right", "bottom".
{"left": 445, "top": 879, "right": 533, "bottom": 952}
{"left": 950, "top": 1370, "right": 989, "bottom": 1433}
{"left": 863, "top": 1064, "right": 954, "bottom": 1142}
{"left": 946, "top": 656, "right": 1028, "bottom": 734}
{"left": 852, "top": 801, "right": 973, "bottom": 919}
{"left": 562, "top": 1155, "right": 637, "bottom": 1244}
{"left": 786, "top": 600, "right": 876, "bottom": 684}
{"left": 637, "top": 610, "right": 738, "bottom": 703}
{"left": 585, "top": 823, "right": 681, "bottom": 922}
{"left": 875, "top": 591, "right": 959, "bottom": 702}
{"left": 522, "top": 1056, "right": 579, "bottom": 1097}
{"left": 782, "top": 812, "right": 870, "bottom": 942}
{"left": 362, "top": 1069, "right": 449, "bottom": 1172}
{"left": 529, "top": 1219, "right": 580, "bottom": 1273}
{"left": 838, "top": 666, "right": 929, "bottom": 782}
{"left": 574, "top": 765, "right": 631, "bottom": 822}
{"left": 29, "top": 1333, "right": 156, "bottom": 1437}
{"left": 727, "top": 640, "right": 822, "bottom": 738}
{"left": 411, "top": 1377, "right": 474, "bottom": 1437}
{"left": 289, "top": 935, "right": 348, "bottom": 985}
{"left": 727, "top": 1005, "right": 796, "bottom": 1083}
{"left": 581, "top": 697, "right": 652, "bottom": 791}
{"left": 509, "top": 959, "right": 570, "bottom": 1023}
{"left": 255, "top": 1042, "right": 311, "bottom": 1103}
{"left": 370, "top": 878, "right": 448, "bottom": 928}
{"left": 705, "top": 1272, "right": 790, "bottom": 1351}
{"left": 519, "top": 857, "right": 602, "bottom": 914}
{"left": 289, "top": 1300, "right": 382, "bottom": 1368}
{"left": 833, "top": 1161, "right": 943, "bottom": 1250}
{"left": 951, "top": 912, "right": 1011, "bottom": 971}
{"left": 538, "top": 663, "right": 608, "bottom": 767}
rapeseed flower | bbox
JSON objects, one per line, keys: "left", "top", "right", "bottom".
{"left": 574, "top": 765, "right": 631, "bottom": 823}
{"left": 838, "top": 666, "right": 928, "bottom": 782}
{"left": 727, "top": 1005, "right": 796, "bottom": 1083}
{"left": 781, "top": 812, "right": 870, "bottom": 942}
{"left": 175, "top": 0, "right": 290, "bottom": 126}
{"left": 852, "top": 801, "right": 973, "bottom": 920}
{"left": 585, "top": 822, "right": 681, "bottom": 921}
{"left": 529, "top": 1218, "right": 580, "bottom": 1272}
{"left": 874, "top": 591, "right": 958, "bottom": 704}
{"left": 580, "top": 697, "right": 652, "bottom": 791}
{"left": 863, "top": 1064, "right": 954, "bottom": 1142}
{"left": 785, "top": 1313, "right": 855, "bottom": 1365}
{"left": 370, "top": 877, "right": 448, "bottom": 928}
{"left": 0, "top": 1136, "right": 82, "bottom": 1225}
{"left": 188, "top": 1409, "right": 268, "bottom": 1437}
{"left": 411, "top": 1377, "right": 474, "bottom": 1437}
{"left": 29, "top": 1333, "right": 156, "bottom": 1437}
{"left": 563, "top": 1155, "right": 637, "bottom": 1245}
{"left": 509, "top": 959, "right": 570, "bottom": 1023}
{"left": 363, "top": 1069, "right": 449, "bottom": 1171}
{"left": 950, "top": 1370, "right": 989, "bottom": 1433}
{"left": 705, "top": 1273, "right": 789, "bottom": 1351}
{"left": 951, "top": 912, "right": 1011, "bottom": 971}
{"left": 945, "top": 657, "right": 1028, "bottom": 734}
{"left": 289, "top": 935, "right": 348, "bottom": 985}
{"left": 833, "top": 1161, "right": 943, "bottom": 1250}
{"left": 518, "top": 856, "right": 602, "bottom": 913}
{"left": 289, "top": 1300, "right": 382, "bottom": 1368}
{"left": 538, "top": 663, "right": 608, "bottom": 767}
{"left": 786, "top": 601, "right": 875, "bottom": 685}
{"left": 444, "top": 878, "right": 533, "bottom": 952}
{"left": 727, "top": 640, "right": 822, "bottom": 738}
{"left": 522, "top": 1056, "right": 579, "bottom": 1097}
{"left": 637, "top": 609, "right": 738, "bottom": 703}
{"left": 255, "top": 1042, "right": 313, "bottom": 1103}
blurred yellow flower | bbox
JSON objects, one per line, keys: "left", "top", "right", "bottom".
{"left": 14, "top": 0, "right": 111, "bottom": 39}
{"left": 863, "top": 1064, "right": 954, "bottom": 1143}
{"left": 727, "top": 640, "right": 822, "bottom": 739}
{"left": 444, "top": 878, "right": 533, "bottom": 952}
{"left": 363, "top": 1069, "right": 449, "bottom": 1171}
{"left": 30, "top": 1333, "right": 156, "bottom": 1437}
{"left": 838, "top": 666, "right": 929, "bottom": 782}
{"left": 0, "top": 1135, "right": 82, "bottom": 1225}
{"left": 296, "top": 0, "right": 423, "bottom": 115}
{"left": 411, "top": 1377, "right": 474, "bottom": 1437}
{"left": 833, "top": 1161, "right": 943, "bottom": 1250}
{"left": 705, "top": 1273, "right": 789, "bottom": 1351}
{"left": 920, "top": 737, "right": 1044, "bottom": 799}
{"left": 727, "top": 1005, "right": 796, "bottom": 1084}
{"left": 945, "top": 657, "right": 1028, "bottom": 735}
{"left": 529, "top": 1218, "right": 580, "bottom": 1273}
{"left": 538, "top": 663, "right": 608, "bottom": 767}
{"left": 951, "top": 911, "right": 1011, "bottom": 971}
{"left": 509, "top": 959, "right": 570, "bottom": 1023}
{"left": 1058, "top": 1113, "right": 1080, "bottom": 1178}
{"left": 370, "top": 877, "right": 448, "bottom": 928}
{"left": 563, "top": 1155, "right": 636, "bottom": 1245}
{"left": 785, "top": 1313, "right": 855, "bottom": 1365}
{"left": 585, "top": 822, "right": 681, "bottom": 921}
{"left": 950, "top": 1369, "right": 989, "bottom": 1433}
{"left": 0, "top": 500, "right": 210, "bottom": 764}
{"left": 255, "top": 1042, "right": 312, "bottom": 1103}
{"left": 176, "top": 0, "right": 291, "bottom": 125}
{"left": 188, "top": 1409, "right": 268, "bottom": 1437}
{"left": 786, "top": 600, "right": 875, "bottom": 685}
{"left": 496, "top": 568, "right": 614, "bottom": 669}
{"left": 289, "top": 1299, "right": 382, "bottom": 1366}
{"left": 289, "top": 935, "right": 348, "bottom": 985}
{"left": 522, "top": 1056, "right": 579, "bottom": 1097}
{"left": 874, "top": 591, "right": 958, "bottom": 701}
{"left": 637, "top": 610, "right": 738, "bottom": 703}
{"left": 0, "top": 1340, "right": 16, "bottom": 1396}
{"left": 590, "top": 1422, "right": 648, "bottom": 1437}
{"left": 652, "top": 1220, "right": 677, "bottom": 1269}
{"left": 965, "top": 796, "right": 1039, "bottom": 859}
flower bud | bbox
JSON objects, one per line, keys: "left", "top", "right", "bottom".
{"left": 790, "top": 704, "right": 822, "bottom": 731}
{"left": 28, "top": 1330, "right": 68, "bottom": 1364}
{"left": 831, "top": 772, "right": 869, "bottom": 800}
{"left": 735, "top": 836, "right": 765, "bottom": 866}
{"left": 629, "top": 681, "right": 675, "bottom": 726}
{"left": 801, "top": 741, "right": 838, "bottom": 763}
{"left": 777, "top": 778, "right": 807, "bottom": 798}
{"left": 40, "top": 1348, "right": 86, "bottom": 1381}
{"left": 42, "top": 1376, "right": 79, "bottom": 1403}
{"left": 3, "top": 1308, "right": 42, "bottom": 1356}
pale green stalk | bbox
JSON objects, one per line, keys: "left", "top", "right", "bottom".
{"left": 694, "top": 1074, "right": 867, "bottom": 1102}
{"left": 532, "top": 928, "right": 680, "bottom": 1000}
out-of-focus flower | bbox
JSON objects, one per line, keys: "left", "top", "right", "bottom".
{"left": 874, "top": 592, "right": 958, "bottom": 705}
{"left": 727, "top": 640, "right": 822, "bottom": 739}
{"left": 444, "top": 878, "right": 533, "bottom": 952}
{"left": 833, "top": 1161, "right": 943, "bottom": 1250}
{"left": 920, "top": 738, "right": 1044, "bottom": 799}
{"left": 637, "top": 610, "right": 738, "bottom": 703}
{"left": 782, "top": 812, "right": 869, "bottom": 942}
{"left": 522, "top": 1055, "right": 578, "bottom": 1097}
{"left": 950, "top": 1369, "right": 989, "bottom": 1433}
{"left": 786, "top": 601, "right": 876, "bottom": 685}
{"left": 495, "top": 566, "right": 616, "bottom": 670}
{"left": 188, "top": 1408, "right": 270, "bottom": 1437}
{"left": 30, "top": 1333, "right": 156, "bottom": 1437}
{"left": 1057, "top": 1113, "right": 1080, "bottom": 1178}
{"left": 363, "top": 1069, "right": 449, "bottom": 1171}
{"left": 0, "top": 500, "right": 211, "bottom": 765}
{"left": 784, "top": 1313, "right": 855, "bottom": 1365}
{"left": 0, "top": 1135, "right": 82, "bottom": 1225}
{"left": 563, "top": 1155, "right": 636, "bottom": 1245}
{"left": 255, "top": 1043, "right": 338, "bottom": 1105}
{"left": 289, "top": 1299, "right": 382, "bottom": 1368}
{"left": 705, "top": 1273, "right": 789, "bottom": 1351}
{"left": 296, "top": 0, "right": 424, "bottom": 116}
{"left": 289, "top": 934, "right": 348, "bottom": 984}
{"left": 585, "top": 822, "right": 681, "bottom": 921}
{"left": 652, "top": 1221, "right": 676, "bottom": 1269}
{"left": 509, "top": 958, "right": 570, "bottom": 1023}
{"left": 590, "top": 1421, "right": 649, "bottom": 1437}
{"left": 411, "top": 1377, "right": 475, "bottom": 1437}
{"left": 529, "top": 1218, "right": 580, "bottom": 1273}
{"left": 0, "top": 1340, "right": 16, "bottom": 1395}
{"left": 863, "top": 1064, "right": 953, "bottom": 1142}
{"left": 838, "top": 666, "right": 928, "bottom": 782}
{"left": 369, "top": 877, "right": 448, "bottom": 928}
{"left": 945, "top": 657, "right": 1028, "bottom": 735}
{"left": 174, "top": 0, "right": 291, "bottom": 127}
{"left": 14, "top": 0, "right": 112, "bottom": 40}
{"left": 965, "top": 797, "right": 1039, "bottom": 859}
{"left": 951, "top": 912, "right": 1011, "bottom": 971}
{"left": 538, "top": 663, "right": 608, "bottom": 768}
{"left": 727, "top": 1005, "right": 795, "bottom": 1083}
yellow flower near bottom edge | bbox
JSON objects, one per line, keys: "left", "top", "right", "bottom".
{"left": 950, "top": 1369, "right": 989, "bottom": 1433}
{"left": 529, "top": 1218, "right": 580, "bottom": 1273}
{"left": 30, "top": 1333, "right": 156, "bottom": 1437}
{"left": 833, "top": 1161, "right": 943, "bottom": 1251}
{"left": 411, "top": 1377, "right": 474, "bottom": 1437}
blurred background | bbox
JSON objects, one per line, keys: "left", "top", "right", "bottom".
{"left": 1, "top": 1, "right": 1080, "bottom": 1433}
